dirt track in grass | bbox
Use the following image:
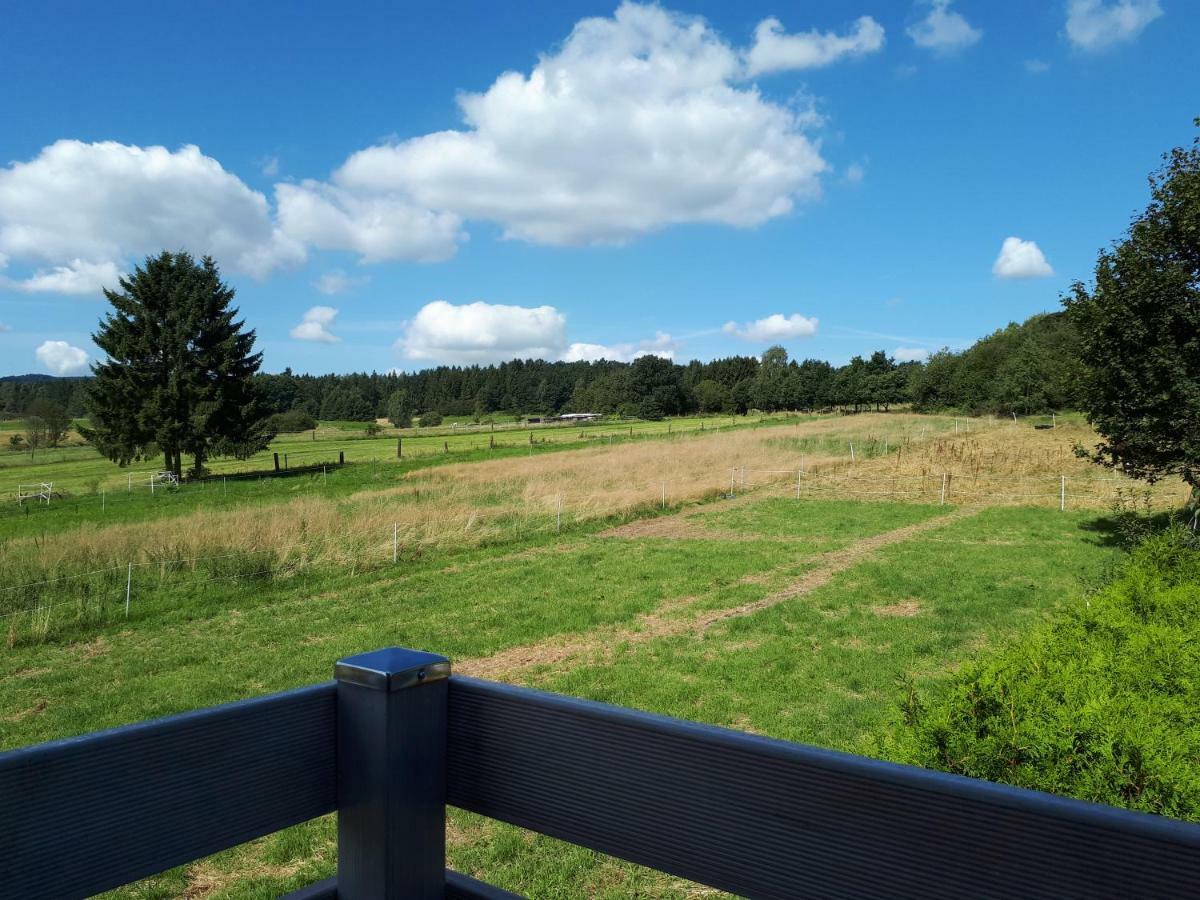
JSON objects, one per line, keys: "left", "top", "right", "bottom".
{"left": 457, "top": 506, "right": 979, "bottom": 681}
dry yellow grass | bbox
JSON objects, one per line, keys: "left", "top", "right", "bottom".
{"left": 2, "top": 414, "right": 1187, "bottom": 585}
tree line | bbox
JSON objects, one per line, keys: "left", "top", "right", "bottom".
{"left": 2, "top": 309, "right": 1082, "bottom": 429}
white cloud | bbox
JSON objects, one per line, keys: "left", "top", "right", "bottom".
{"left": 562, "top": 331, "right": 678, "bottom": 362}
{"left": 8, "top": 259, "right": 122, "bottom": 296}
{"left": 322, "top": 2, "right": 828, "bottom": 249}
{"left": 290, "top": 306, "right": 341, "bottom": 343}
{"left": 723, "top": 313, "right": 819, "bottom": 342}
{"left": 906, "top": 0, "right": 982, "bottom": 53}
{"left": 1024, "top": 59, "right": 1051, "bottom": 74}
{"left": 275, "top": 181, "right": 463, "bottom": 263}
{"left": 993, "top": 237, "right": 1054, "bottom": 279}
{"left": 0, "top": 141, "right": 304, "bottom": 293}
{"left": 1065, "top": 0, "right": 1162, "bottom": 51}
{"left": 844, "top": 162, "right": 866, "bottom": 184}
{"left": 398, "top": 300, "right": 568, "bottom": 364}
{"left": 894, "top": 346, "right": 930, "bottom": 362}
{"left": 314, "top": 269, "right": 368, "bottom": 295}
{"left": 744, "top": 15, "right": 885, "bottom": 76}
{"left": 261, "top": 155, "right": 280, "bottom": 178}
{"left": 35, "top": 340, "right": 89, "bottom": 375}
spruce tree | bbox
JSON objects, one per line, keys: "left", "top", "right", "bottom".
{"left": 85, "top": 251, "right": 273, "bottom": 478}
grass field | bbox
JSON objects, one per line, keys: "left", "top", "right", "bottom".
{"left": 0, "top": 411, "right": 1173, "bottom": 898}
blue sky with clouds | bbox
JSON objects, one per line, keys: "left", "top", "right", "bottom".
{"left": 0, "top": 0, "right": 1195, "bottom": 376}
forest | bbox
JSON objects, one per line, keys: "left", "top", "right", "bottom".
{"left": 0, "top": 310, "right": 1079, "bottom": 423}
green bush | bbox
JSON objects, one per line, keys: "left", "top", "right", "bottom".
{"left": 267, "top": 409, "right": 318, "bottom": 433}
{"left": 893, "top": 526, "right": 1200, "bottom": 820}
{"left": 418, "top": 410, "right": 443, "bottom": 428}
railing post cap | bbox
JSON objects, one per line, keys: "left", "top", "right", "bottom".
{"left": 335, "top": 647, "right": 451, "bottom": 692}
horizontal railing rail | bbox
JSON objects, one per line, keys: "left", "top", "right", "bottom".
{"left": 4, "top": 645, "right": 1200, "bottom": 899}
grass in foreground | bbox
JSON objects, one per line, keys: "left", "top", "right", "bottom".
{"left": 0, "top": 497, "right": 1124, "bottom": 898}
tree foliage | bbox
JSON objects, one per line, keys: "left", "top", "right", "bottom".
{"left": 1066, "top": 122, "right": 1200, "bottom": 488}
{"left": 84, "top": 252, "right": 273, "bottom": 477}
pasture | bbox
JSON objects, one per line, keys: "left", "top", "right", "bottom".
{"left": 0, "top": 411, "right": 1178, "bottom": 898}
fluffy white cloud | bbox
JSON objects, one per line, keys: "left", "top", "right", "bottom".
{"left": 1065, "top": 0, "right": 1162, "bottom": 51}
{"left": 0, "top": 141, "right": 304, "bottom": 293}
{"left": 992, "top": 237, "right": 1054, "bottom": 279}
{"left": 906, "top": 0, "right": 982, "bottom": 53}
{"left": 36, "top": 340, "right": 89, "bottom": 375}
{"left": 290, "top": 306, "right": 341, "bottom": 343}
{"left": 314, "top": 269, "right": 367, "bottom": 295}
{"left": 398, "top": 300, "right": 568, "bottom": 364}
{"left": 562, "top": 331, "right": 678, "bottom": 362}
{"left": 744, "top": 15, "right": 885, "bottom": 76}
{"left": 325, "top": 3, "right": 828, "bottom": 248}
{"left": 275, "top": 181, "right": 462, "bottom": 263}
{"left": 9, "top": 259, "right": 122, "bottom": 296}
{"left": 723, "top": 313, "right": 819, "bottom": 342}
{"left": 894, "top": 346, "right": 930, "bottom": 362}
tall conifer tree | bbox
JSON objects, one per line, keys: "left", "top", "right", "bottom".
{"left": 85, "top": 252, "right": 273, "bottom": 477}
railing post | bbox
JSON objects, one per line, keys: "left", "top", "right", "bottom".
{"left": 334, "top": 647, "right": 451, "bottom": 899}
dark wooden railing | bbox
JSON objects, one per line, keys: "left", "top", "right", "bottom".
{"left": 4, "top": 646, "right": 1199, "bottom": 898}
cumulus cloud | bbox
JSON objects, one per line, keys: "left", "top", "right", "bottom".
{"left": 992, "top": 237, "right": 1054, "bottom": 279}
{"left": 0, "top": 141, "right": 304, "bottom": 293}
{"left": 906, "top": 0, "right": 982, "bottom": 53}
{"left": 562, "top": 331, "right": 679, "bottom": 362}
{"left": 1065, "top": 0, "right": 1162, "bottom": 51}
{"left": 275, "top": 181, "right": 462, "bottom": 263}
{"left": 319, "top": 3, "right": 828, "bottom": 250}
{"left": 8, "top": 259, "right": 123, "bottom": 296}
{"left": 36, "top": 340, "right": 89, "bottom": 375}
{"left": 398, "top": 300, "right": 568, "bottom": 364}
{"left": 894, "top": 346, "right": 930, "bottom": 362}
{"left": 744, "top": 15, "right": 885, "bottom": 76}
{"left": 290, "top": 306, "right": 341, "bottom": 343}
{"left": 314, "top": 269, "right": 368, "bottom": 295}
{"left": 723, "top": 313, "right": 819, "bottom": 342}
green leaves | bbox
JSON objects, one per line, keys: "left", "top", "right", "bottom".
{"left": 1067, "top": 125, "right": 1200, "bottom": 488}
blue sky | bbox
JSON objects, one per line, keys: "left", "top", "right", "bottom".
{"left": 0, "top": 0, "right": 1195, "bottom": 376}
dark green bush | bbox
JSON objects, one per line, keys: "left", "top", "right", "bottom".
{"left": 418, "top": 410, "right": 443, "bottom": 428}
{"left": 267, "top": 409, "right": 318, "bottom": 433}
{"left": 893, "top": 526, "right": 1200, "bottom": 820}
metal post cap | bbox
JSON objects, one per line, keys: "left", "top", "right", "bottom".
{"left": 334, "top": 647, "right": 451, "bottom": 691}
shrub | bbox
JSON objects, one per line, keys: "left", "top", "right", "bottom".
{"left": 418, "top": 411, "right": 443, "bottom": 428}
{"left": 893, "top": 526, "right": 1200, "bottom": 820}
{"left": 267, "top": 409, "right": 318, "bottom": 433}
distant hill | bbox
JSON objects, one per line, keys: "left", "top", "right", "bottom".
{"left": 0, "top": 374, "right": 77, "bottom": 383}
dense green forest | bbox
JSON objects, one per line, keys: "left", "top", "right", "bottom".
{"left": 0, "top": 310, "right": 1079, "bottom": 422}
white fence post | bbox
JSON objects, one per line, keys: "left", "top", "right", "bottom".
{"left": 796, "top": 469, "right": 801, "bottom": 500}
{"left": 661, "top": 481, "right": 666, "bottom": 509}
{"left": 849, "top": 442, "right": 855, "bottom": 463}
{"left": 729, "top": 468, "right": 736, "bottom": 498}
{"left": 1060, "top": 475, "right": 1066, "bottom": 512}
{"left": 940, "top": 472, "right": 948, "bottom": 505}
